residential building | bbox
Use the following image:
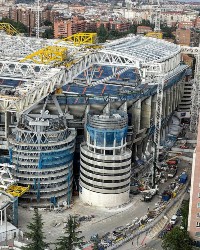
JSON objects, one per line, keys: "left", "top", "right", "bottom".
{"left": 176, "top": 29, "right": 191, "bottom": 46}
{"left": 178, "top": 21, "right": 194, "bottom": 29}
{"left": 54, "top": 17, "right": 72, "bottom": 38}
{"left": 195, "top": 17, "right": 200, "bottom": 29}
{"left": 110, "top": 21, "right": 130, "bottom": 32}
{"left": 188, "top": 119, "right": 200, "bottom": 245}
{"left": 54, "top": 16, "right": 88, "bottom": 38}
{"left": 137, "top": 26, "right": 152, "bottom": 34}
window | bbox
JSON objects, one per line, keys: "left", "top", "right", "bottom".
{"left": 197, "top": 203, "right": 200, "bottom": 208}
{"left": 197, "top": 213, "right": 200, "bottom": 218}
{"left": 195, "top": 232, "right": 200, "bottom": 238}
{"left": 197, "top": 222, "right": 200, "bottom": 228}
{"left": 198, "top": 193, "right": 200, "bottom": 198}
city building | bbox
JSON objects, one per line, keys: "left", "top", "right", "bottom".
{"left": 188, "top": 118, "right": 200, "bottom": 245}
{"left": 54, "top": 16, "right": 90, "bottom": 38}
{"left": 176, "top": 29, "right": 191, "bottom": 46}
{"left": 0, "top": 191, "right": 19, "bottom": 243}
{"left": 178, "top": 21, "right": 194, "bottom": 29}
{"left": 137, "top": 25, "right": 152, "bottom": 34}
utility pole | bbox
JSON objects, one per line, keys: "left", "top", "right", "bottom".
{"left": 36, "top": 0, "right": 40, "bottom": 39}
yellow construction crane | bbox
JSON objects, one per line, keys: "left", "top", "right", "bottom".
{"left": 6, "top": 185, "right": 30, "bottom": 197}
{"left": 56, "top": 32, "right": 97, "bottom": 46}
{"left": 145, "top": 32, "right": 163, "bottom": 39}
{"left": 20, "top": 46, "right": 68, "bottom": 65}
{"left": 20, "top": 33, "right": 98, "bottom": 65}
{"left": 0, "top": 23, "right": 19, "bottom": 35}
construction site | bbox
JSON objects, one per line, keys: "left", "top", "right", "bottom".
{"left": 0, "top": 6, "right": 199, "bottom": 248}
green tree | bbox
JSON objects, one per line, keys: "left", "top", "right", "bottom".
{"left": 43, "top": 20, "right": 52, "bottom": 26}
{"left": 160, "top": 24, "right": 176, "bottom": 39}
{"left": 181, "top": 200, "right": 189, "bottom": 230}
{"left": 128, "top": 24, "right": 137, "bottom": 34}
{"left": 97, "top": 24, "right": 108, "bottom": 43}
{"left": 42, "top": 28, "right": 54, "bottom": 39}
{"left": 0, "top": 17, "right": 28, "bottom": 34}
{"left": 22, "top": 209, "right": 48, "bottom": 250}
{"left": 56, "top": 215, "right": 84, "bottom": 250}
{"left": 162, "top": 227, "right": 192, "bottom": 250}
{"left": 92, "top": 241, "right": 99, "bottom": 250}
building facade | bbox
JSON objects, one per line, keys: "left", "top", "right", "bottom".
{"left": 188, "top": 118, "right": 200, "bottom": 244}
{"left": 79, "top": 110, "right": 132, "bottom": 207}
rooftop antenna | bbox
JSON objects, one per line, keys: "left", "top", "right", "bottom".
{"left": 36, "top": 0, "right": 40, "bottom": 38}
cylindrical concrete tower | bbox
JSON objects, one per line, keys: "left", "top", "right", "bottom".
{"left": 79, "top": 110, "right": 132, "bottom": 207}
{"left": 9, "top": 113, "right": 76, "bottom": 207}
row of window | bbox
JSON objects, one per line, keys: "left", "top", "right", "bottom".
{"left": 80, "top": 177, "right": 129, "bottom": 191}
{"left": 81, "top": 151, "right": 131, "bottom": 164}
{"left": 81, "top": 157, "right": 130, "bottom": 171}
{"left": 81, "top": 171, "right": 130, "bottom": 184}
{"left": 81, "top": 164, "right": 130, "bottom": 177}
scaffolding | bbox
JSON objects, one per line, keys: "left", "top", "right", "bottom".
{"left": 9, "top": 111, "right": 76, "bottom": 206}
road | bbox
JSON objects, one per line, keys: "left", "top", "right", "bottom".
{"left": 118, "top": 237, "right": 163, "bottom": 250}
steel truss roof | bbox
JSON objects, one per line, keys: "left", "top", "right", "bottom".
{"left": 0, "top": 34, "right": 191, "bottom": 113}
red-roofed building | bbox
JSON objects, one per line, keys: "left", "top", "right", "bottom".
{"left": 137, "top": 26, "right": 152, "bottom": 34}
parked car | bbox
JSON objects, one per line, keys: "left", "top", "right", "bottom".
{"left": 166, "top": 223, "right": 173, "bottom": 231}
{"left": 158, "top": 229, "right": 167, "bottom": 238}
{"left": 176, "top": 209, "right": 182, "bottom": 217}
{"left": 170, "top": 215, "right": 178, "bottom": 225}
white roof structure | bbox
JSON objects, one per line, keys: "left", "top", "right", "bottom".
{"left": 0, "top": 33, "right": 195, "bottom": 113}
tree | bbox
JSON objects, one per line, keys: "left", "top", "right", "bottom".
{"left": 42, "top": 28, "right": 54, "bottom": 39}
{"left": 162, "top": 227, "right": 192, "bottom": 250}
{"left": 128, "top": 24, "right": 137, "bottom": 34}
{"left": 43, "top": 20, "right": 52, "bottom": 26}
{"left": 22, "top": 209, "right": 48, "bottom": 250}
{"left": 97, "top": 24, "right": 108, "bottom": 43}
{"left": 92, "top": 241, "right": 99, "bottom": 250}
{"left": 0, "top": 17, "right": 28, "bottom": 34}
{"left": 56, "top": 215, "right": 84, "bottom": 250}
{"left": 181, "top": 200, "right": 189, "bottom": 230}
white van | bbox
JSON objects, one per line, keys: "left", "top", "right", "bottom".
{"left": 170, "top": 215, "right": 177, "bottom": 225}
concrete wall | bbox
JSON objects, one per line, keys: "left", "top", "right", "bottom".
{"left": 80, "top": 187, "right": 130, "bottom": 207}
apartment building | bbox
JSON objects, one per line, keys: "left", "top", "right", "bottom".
{"left": 161, "top": 11, "right": 198, "bottom": 27}
{"left": 137, "top": 25, "right": 152, "bottom": 34}
{"left": 176, "top": 29, "right": 191, "bottom": 46}
{"left": 178, "top": 21, "right": 194, "bottom": 29}
{"left": 54, "top": 17, "right": 73, "bottom": 38}
{"left": 54, "top": 16, "right": 89, "bottom": 38}
{"left": 110, "top": 20, "right": 131, "bottom": 32}
{"left": 188, "top": 120, "right": 200, "bottom": 246}
{"left": 195, "top": 17, "right": 200, "bottom": 29}
{"left": 7, "top": 6, "right": 59, "bottom": 34}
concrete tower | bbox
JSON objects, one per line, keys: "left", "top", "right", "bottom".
{"left": 79, "top": 110, "right": 132, "bottom": 207}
